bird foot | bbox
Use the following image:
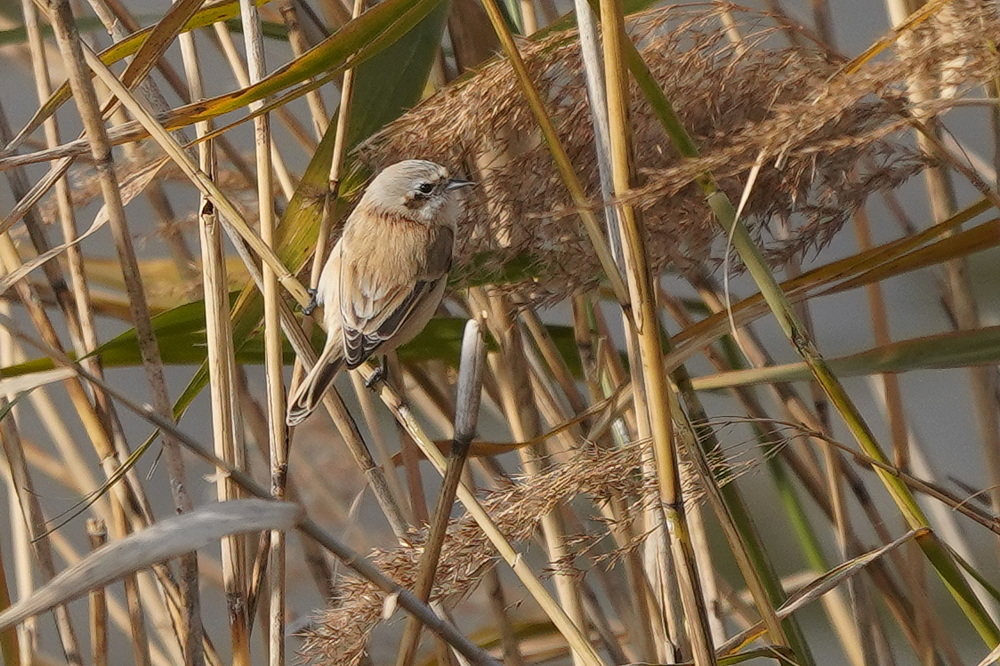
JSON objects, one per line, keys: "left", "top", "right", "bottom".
{"left": 302, "top": 288, "right": 318, "bottom": 316}
{"left": 365, "top": 359, "right": 388, "bottom": 390}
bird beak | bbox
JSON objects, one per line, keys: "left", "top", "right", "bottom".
{"left": 446, "top": 178, "right": 476, "bottom": 191}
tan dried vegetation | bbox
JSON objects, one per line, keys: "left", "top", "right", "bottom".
{"left": 358, "top": 4, "right": 999, "bottom": 300}
{"left": 296, "top": 4, "right": 1000, "bottom": 662}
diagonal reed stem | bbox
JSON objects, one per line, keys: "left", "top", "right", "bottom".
{"left": 0, "top": 314, "right": 502, "bottom": 666}
{"left": 43, "top": 0, "right": 206, "bottom": 661}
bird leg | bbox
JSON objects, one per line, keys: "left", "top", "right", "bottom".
{"left": 302, "top": 288, "right": 318, "bottom": 316}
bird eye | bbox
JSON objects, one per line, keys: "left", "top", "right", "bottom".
{"left": 417, "top": 182, "right": 434, "bottom": 195}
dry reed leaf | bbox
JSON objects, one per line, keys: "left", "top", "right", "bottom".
{"left": 0, "top": 367, "right": 75, "bottom": 394}
{"left": 0, "top": 499, "right": 300, "bottom": 630}
{"left": 1, "top": 157, "right": 170, "bottom": 296}
{"left": 359, "top": 3, "right": 1000, "bottom": 302}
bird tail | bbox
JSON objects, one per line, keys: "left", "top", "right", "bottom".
{"left": 286, "top": 346, "right": 344, "bottom": 426}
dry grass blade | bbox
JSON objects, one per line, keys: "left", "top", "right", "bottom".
{"left": 0, "top": 500, "right": 301, "bottom": 631}
{"left": 0, "top": 157, "right": 168, "bottom": 296}
{"left": 0, "top": 368, "right": 74, "bottom": 394}
{"left": 719, "top": 529, "right": 927, "bottom": 655}
{"left": 691, "top": 324, "right": 1000, "bottom": 389}
{"left": 664, "top": 209, "right": 999, "bottom": 377}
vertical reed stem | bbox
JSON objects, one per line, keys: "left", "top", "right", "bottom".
{"left": 597, "top": 0, "right": 716, "bottom": 661}
{"left": 87, "top": 519, "right": 109, "bottom": 666}
{"left": 239, "top": 0, "right": 287, "bottom": 661}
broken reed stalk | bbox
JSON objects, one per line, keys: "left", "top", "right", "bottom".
{"left": 397, "top": 320, "right": 486, "bottom": 666}
{"left": 198, "top": 176, "right": 250, "bottom": 663}
{"left": 181, "top": 26, "right": 249, "bottom": 663}
{"left": 176, "top": 15, "right": 216, "bottom": 666}
{"left": 174, "top": 15, "right": 253, "bottom": 653}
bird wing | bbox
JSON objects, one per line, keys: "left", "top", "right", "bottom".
{"left": 339, "top": 227, "right": 453, "bottom": 369}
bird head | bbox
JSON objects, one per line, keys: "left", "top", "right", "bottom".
{"left": 361, "top": 159, "right": 475, "bottom": 226}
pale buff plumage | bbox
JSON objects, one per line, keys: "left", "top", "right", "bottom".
{"left": 286, "top": 160, "right": 473, "bottom": 426}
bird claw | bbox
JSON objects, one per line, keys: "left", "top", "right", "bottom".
{"left": 302, "top": 288, "right": 318, "bottom": 316}
{"left": 365, "top": 359, "right": 388, "bottom": 390}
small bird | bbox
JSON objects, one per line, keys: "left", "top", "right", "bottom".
{"left": 286, "top": 160, "right": 474, "bottom": 426}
